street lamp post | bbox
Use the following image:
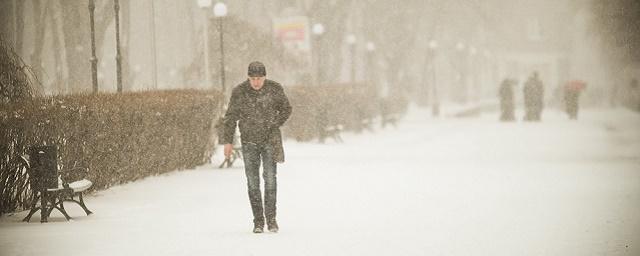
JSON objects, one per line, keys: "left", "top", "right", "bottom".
{"left": 456, "top": 42, "right": 466, "bottom": 103}
{"left": 429, "top": 40, "right": 439, "bottom": 116}
{"left": 482, "top": 49, "right": 492, "bottom": 99}
{"left": 469, "top": 46, "right": 478, "bottom": 103}
{"left": 346, "top": 34, "right": 356, "bottom": 83}
{"left": 114, "top": 0, "right": 123, "bottom": 92}
{"left": 197, "top": 0, "right": 212, "bottom": 90}
{"left": 213, "top": 2, "right": 227, "bottom": 107}
{"left": 312, "top": 23, "right": 325, "bottom": 86}
{"left": 88, "top": 0, "right": 99, "bottom": 93}
{"left": 365, "top": 41, "right": 375, "bottom": 85}
{"left": 149, "top": 0, "right": 158, "bottom": 90}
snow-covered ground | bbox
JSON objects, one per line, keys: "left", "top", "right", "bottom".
{"left": 2, "top": 106, "right": 639, "bottom": 256}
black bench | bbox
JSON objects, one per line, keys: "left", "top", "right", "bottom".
{"left": 219, "top": 134, "right": 243, "bottom": 168}
{"left": 219, "top": 143, "right": 243, "bottom": 168}
{"left": 21, "top": 146, "right": 93, "bottom": 223}
{"left": 319, "top": 124, "right": 343, "bottom": 143}
{"left": 381, "top": 114, "right": 399, "bottom": 128}
{"left": 360, "top": 118, "right": 374, "bottom": 132}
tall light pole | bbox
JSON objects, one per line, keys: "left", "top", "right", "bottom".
{"left": 149, "top": 0, "right": 158, "bottom": 90}
{"left": 429, "top": 40, "right": 439, "bottom": 116}
{"left": 312, "top": 23, "right": 325, "bottom": 86}
{"left": 114, "top": 0, "right": 123, "bottom": 92}
{"left": 469, "top": 46, "right": 477, "bottom": 103}
{"left": 88, "top": 0, "right": 99, "bottom": 93}
{"left": 456, "top": 42, "right": 466, "bottom": 103}
{"left": 346, "top": 34, "right": 356, "bottom": 83}
{"left": 197, "top": 0, "right": 212, "bottom": 90}
{"left": 365, "top": 41, "right": 375, "bottom": 85}
{"left": 213, "top": 2, "right": 227, "bottom": 107}
{"left": 482, "top": 49, "right": 493, "bottom": 99}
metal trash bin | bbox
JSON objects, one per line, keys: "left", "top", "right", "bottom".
{"left": 29, "top": 145, "right": 58, "bottom": 190}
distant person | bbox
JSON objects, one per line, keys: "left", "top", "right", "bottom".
{"left": 564, "top": 80, "right": 586, "bottom": 120}
{"left": 523, "top": 72, "right": 544, "bottom": 121}
{"left": 221, "top": 61, "right": 292, "bottom": 233}
{"left": 498, "top": 78, "right": 516, "bottom": 121}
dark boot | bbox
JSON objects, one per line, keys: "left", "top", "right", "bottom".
{"left": 267, "top": 219, "right": 279, "bottom": 233}
{"left": 248, "top": 189, "right": 265, "bottom": 231}
{"left": 253, "top": 223, "right": 264, "bottom": 233}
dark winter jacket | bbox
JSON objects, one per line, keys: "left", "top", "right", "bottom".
{"left": 221, "top": 79, "right": 292, "bottom": 162}
{"left": 523, "top": 77, "right": 544, "bottom": 110}
{"left": 499, "top": 79, "right": 515, "bottom": 107}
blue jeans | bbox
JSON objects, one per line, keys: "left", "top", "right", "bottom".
{"left": 242, "top": 142, "right": 277, "bottom": 225}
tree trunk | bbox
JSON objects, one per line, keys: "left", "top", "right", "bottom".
{"left": 30, "top": 0, "right": 49, "bottom": 93}
{"left": 121, "top": 0, "right": 131, "bottom": 91}
{"left": 322, "top": 1, "right": 350, "bottom": 84}
{"left": 0, "top": 1, "right": 15, "bottom": 45}
{"left": 61, "top": 2, "right": 90, "bottom": 93}
{"left": 61, "top": 1, "right": 114, "bottom": 93}
{"left": 50, "top": 0, "right": 68, "bottom": 94}
{"left": 15, "top": 0, "right": 24, "bottom": 54}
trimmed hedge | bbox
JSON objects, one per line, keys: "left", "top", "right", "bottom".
{"left": 282, "top": 83, "right": 407, "bottom": 141}
{"left": 0, "top": 84, "right": 408, "bottom": 215}
{"left": 0, "top": 90, "right": 221, "bottom": 214}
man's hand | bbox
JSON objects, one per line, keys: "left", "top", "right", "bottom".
{"left": 224, "top": 144, "right": 233, "bottom": 159}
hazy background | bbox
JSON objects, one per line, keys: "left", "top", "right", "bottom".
{"left": 0, "top": 0, "right": 638, "bottom": 108}
{"left": 1, "top": 2, "right": 640, "bottom": 255}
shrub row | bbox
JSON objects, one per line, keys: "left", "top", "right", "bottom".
{"left": 282, "top": 84, "right": 408, "bottom": 141}
{"left": 0, "top": 90, "right": 221, "bottom": 214}
{"left": 0, "top": 84, "right": 408, "bottom": 214}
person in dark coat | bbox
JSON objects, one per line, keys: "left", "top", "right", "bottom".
{"left": 564, "top": 80, "right": 586, "bottom": 119}
{"left": 498, "top": 78, "right": 516, "bottom": 121}
{"left": 221, "top": 61, "right": 292, "bottom": 233}
{"left": 523, "top": 72, "right": 544, "bottom": 121}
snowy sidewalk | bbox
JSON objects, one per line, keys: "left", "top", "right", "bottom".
{"left": 1, "top": 106, "right": 639, "bottom": 256}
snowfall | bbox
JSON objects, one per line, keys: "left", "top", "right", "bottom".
{"left": 1, "top": 104, "right": 639, "bottom": 256}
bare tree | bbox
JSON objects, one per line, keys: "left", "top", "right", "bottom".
{"left": 311, "top": 0, "right": 354, "bottom": 84}
{"left": 29, "top": 0, "right": 49, "bottom": 93}
{"left": 0, "top": 1, "right": 15, "bottom": 46}
{"left": 120, "top": 0, "right": 132, "bottom": 91}
{"left": 48, "top": 0, "right": 69, "bottom": 93}
{"left": 60, "top": 1, "right": 114, "bottom": 93}
{"left": 591, "top": 0, "right": 640, "bottom": 66}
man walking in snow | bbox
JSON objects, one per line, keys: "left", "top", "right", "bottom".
{"left": 221, "top": 61, "right": 292, "bottom": 233}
